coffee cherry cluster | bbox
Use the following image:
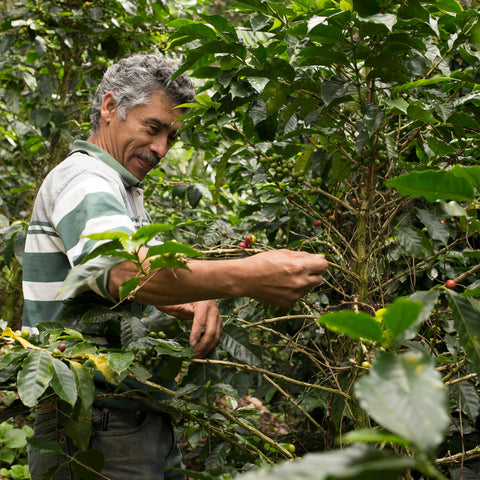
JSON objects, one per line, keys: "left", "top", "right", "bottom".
{"left": 133, "top": 331, "right": 169, "bottom": 369}
{"left": 136, "top": 346, "right": 162, "bottom": 370}
{"left": 148, "top": 330, "right": 166, "bottom": 339}
{"left": 238, "top": 234, "right": 256, "bottom": 249}
{"left": 52, "top": 343, "right": 67, "bottom": 356}
{"left": 259, "top": 153, "right": 301, "bottom": 182}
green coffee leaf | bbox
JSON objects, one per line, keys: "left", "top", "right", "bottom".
{"left": 148, "top": 256, "right": 192, "bottom": 271}
{"left": 416, "top": 209, "right": 450, "bottom": 243}
{"left": 407, "top": 103, "right": 438, "bottom": 123}
{"left": 321, "top": 77, "right": 351, "bottom": 106}
{"left": 187, "top": 185, "right": 202, "bottom": 208}
{"left": 399, "top": 290, "right": 440, "bottom": 344}
{"left": 106, "top": 351, "right": 135, "bottom": 375}
{"left": 200, "top": 13, "right": 237, "bottom": 37}
{"left": 382, "top": 297, "right": 423, "bottom": 340}
{"left": 71, "top": 449, "right": 105, "bottom": 480}
{"left": 308, "top": 23, "right": 345, "bottom": 42}
{"left": 298, "top": 46, "right": 348, "bottom": 66}
{"left": 80, "top": 239, "right": 124, "bottom": 263}
{"left": 436, "top": 0, "right": 463, "bottom": 13}
{"left": 458, "top": 381, "right": 480, "bottom": 422}
{"left": 17, "top": 350, "right": 53, "bottom": 407}
{"left": 293, "top": 147, "right": 314, "bottom": 177}
{"left": 214, "top": 144, "right": 245, "bottom": 201}
{"left": 129, "top": 223, "right": 175, "bottom": 249}
{"left": 70, "top": 361, "right": 95, "bottom": 411}
{"left": 318, "top": 311, "right": 383, "bottom": 343}
{"left": 62, "top": 257, "right": 123, "bottom": 293}
{"left": 28, "top": 437, "right": 65, "bottom": 457}
{"left": 447, "top": 291, "right": 480, "bottom": 375}
{"left": 236, "top": 445, "right": 414, "bottom": 480}
{"left": 263, "top": 80, "right": 288, "bottom": 116}
{"left": 394, "top": 225, "right": 432, "bottom": 257}
{"left": 220, "top": 324, "right": 263, "bottom": 366}
{"left": 146, "top": 241, "right": 202, "bottom": 258}
{"left": 81, "top": 306, "right": 119, "bottom": 324}
{"left": 342, "top": 428, "right": 410, "bottom": 447}
{"left": 386, "top": 170, "right": 475, "bottom": 202}
{"left": 359, "top": 13, "right": 397, "bottom": 31}
{"left": 392, "top": 75, "right": 457, "bottom": 94}
{"left": 51, "top": 357, "right": 78, "bottom": 406}
{"left": 118, "top": 276, "right": 141, "bottom": 300}
{"left": 2, "top": 425, "right": 30, "bottom": 449}
{"left": 355, "top": 350, "right": 449, "bottom": 454}
{"left": 170, "top": 22, "right": 217, "bottom": 41}
{"left": 451, "top": 164, "right": 480, "bottom": 191}
{"left": 85, "top": 231, "right": 130, "bottom": 243}
{"left": 120, "top": 316, "right": 149, "bottom": 349}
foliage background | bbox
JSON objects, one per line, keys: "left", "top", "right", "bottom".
{"left": 1, "top": 0, "right": 480, "bottom": 479}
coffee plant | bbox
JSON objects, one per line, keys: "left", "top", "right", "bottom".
{"left": 1, "top": 0, "right": 480, "bottom": 479}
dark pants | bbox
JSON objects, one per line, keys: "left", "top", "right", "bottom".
{"left": 29, "top": 404, "right": 186, "bottom": 480}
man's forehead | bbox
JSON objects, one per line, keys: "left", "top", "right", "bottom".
{"left": 134, "top": 91, "right": 183, "bottom": 127}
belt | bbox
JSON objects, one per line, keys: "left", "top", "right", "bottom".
{"left": 36, "top": 400, "right": 56, "bottom": 414}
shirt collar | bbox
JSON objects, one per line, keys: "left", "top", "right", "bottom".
{"left": 69, "top": 139, "right": 141, "bottom": 188}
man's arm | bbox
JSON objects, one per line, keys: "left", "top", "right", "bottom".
{"left": 108, "top": 248, "right": 328, "bottom": 308}
{"left": 108, "top": 248, "right": 328, "bottom": 358}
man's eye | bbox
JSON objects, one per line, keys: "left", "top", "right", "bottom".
{"left": 147, "top": 125, "right": 159, "bottom": 134}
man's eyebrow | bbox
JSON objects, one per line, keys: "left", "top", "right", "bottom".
{"left": 144, "top": 117, "right": 179, "bottom": 129}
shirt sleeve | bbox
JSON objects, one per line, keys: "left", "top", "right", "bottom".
{"left": 50, "top": 170, "right": 135, "bottom": 300}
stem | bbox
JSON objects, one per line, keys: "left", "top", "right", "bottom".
{"left": 371, "top": 238, "right": 464, "bottom": 295}
{"left": 262, "top": 374, "right": 327, "bottom": 434}
{"left": 191, "top": 358, "right": 351, "bottom": 399}
{"left": 436, "top": 445, "right": 480, "bottom": 466}
{"left": 441, "top": 358, "right": 468, "bottom": 383}
{"left": 416, "top": 462, "right": 449, "bottom": 480}
{"left": 454, "top": 262, "right": 480, "bottom": 285}
{"left": 444, "top": 373, "right": 477, "bottom": 386}
{"left": 244, "top": 314, "right": 318, "bottom": 328}
{"left": 355, "top": 163, "right": 376, "bottom": 303}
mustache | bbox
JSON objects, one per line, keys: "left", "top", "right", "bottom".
{"left": 134, "top": 151, "right": 159, "bottom": 166}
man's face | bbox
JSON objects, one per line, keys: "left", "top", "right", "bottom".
{"left": 99, "top": 90, "right": 182, "bottom": 181}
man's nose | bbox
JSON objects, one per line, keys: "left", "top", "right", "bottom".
{"left": 149, "top": 135, "right": 169, "bottom": 158}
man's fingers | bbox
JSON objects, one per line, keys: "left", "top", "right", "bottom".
{"left": 189, "top": 320, "right": 205, "bottom": 350}
{"left": 189, "top": 300, "right": 223, "bottom": 358}
{"left": 308, "top": 274, "right": 325, "bottom": 286}
{"left": 193, "top": 312, "right": 222, "bottom": 357}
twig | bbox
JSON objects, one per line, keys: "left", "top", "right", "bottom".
{"left": 444, "top": 373, "right": 477, "bottom": 386}
{"left": 454, "top": 263, "right": 480, "bottom": 285}
{"left": 190, "top": 358, "right": 351, "bottom": 399}
{"left": 371, "top": 238, "right": 464, "bottom": 295}
{"left": 262, "top": 374, "right": 327, "bottom": 435}
{"left": 436, "top": 445, "right": 480, "bottom": 466}
{"left": 244, "top": 314, "right": 318, "bottom": 328}
{"left": 441, "top": 358, "right": 468, "bottom": 383}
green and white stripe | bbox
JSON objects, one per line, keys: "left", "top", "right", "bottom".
{"left": 22, "top": 139, "right": 154, "bottom": 327}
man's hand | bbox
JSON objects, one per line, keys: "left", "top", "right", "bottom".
{"left": 157, "top": 301, "right": 222, "bottom": 358}
{"left": 243, "top": 250, "right": 328, "bottom": 308}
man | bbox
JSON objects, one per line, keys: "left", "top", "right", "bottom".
{"left": 23, "top": 53, "right": 328, "bottom": 479}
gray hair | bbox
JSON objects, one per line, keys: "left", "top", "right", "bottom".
{"left": 90, "top": 53, "right": 195, "bottom": 132}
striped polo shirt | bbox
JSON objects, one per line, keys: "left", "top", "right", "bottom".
{"left": 22, "top": 139, "right": 153, "bottom": 327}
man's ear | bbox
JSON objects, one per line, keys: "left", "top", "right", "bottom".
{"left": 100, "top": 92, "right": 117, "bottom": 123}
